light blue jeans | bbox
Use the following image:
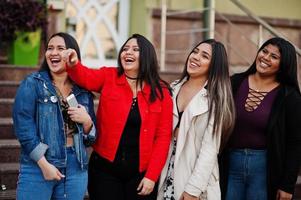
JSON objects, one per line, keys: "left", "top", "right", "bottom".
{"left": 16, "top": 147, "right": 87, "bottom": 200}
{"left": 226, "top": 149, "right": 267, "bottom": 200}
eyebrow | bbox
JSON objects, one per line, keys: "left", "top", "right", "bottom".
{"left": 194, "top": 47, "right": 210, "bottom": 56}
{"left": 47, "top": 44, "right": 66, "bottom": 48}
{"left": 263, "top": 48, "right": 280, "bottom": 58}
{"left": 201, "top": 49, "right": 211, "bottom": 57}
{"left": 271, "top": 53, "right": 280, "bottom": 58}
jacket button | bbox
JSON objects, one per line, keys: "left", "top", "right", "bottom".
{"left": 144, "top": 129, "right": 147, "bottom": 132}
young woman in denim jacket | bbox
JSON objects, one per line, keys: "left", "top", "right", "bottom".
{"left": 61, "top": 34, "right": 173, "bottom": 200}
{"left": 13, "top": 32, "right": 96, "bottom": 200}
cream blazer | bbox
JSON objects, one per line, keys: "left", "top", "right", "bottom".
{"left": 157, "top": 79, "right": 221, "bottom": 200}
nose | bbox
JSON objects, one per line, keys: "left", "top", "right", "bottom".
{"left": 125, "top": 48, "right": 133, "bottom": 55}
{"left": 50, "top": 48, "right": 59, "bottom": 55}
{"left": 191, "top": 52, "right": 200, "bottom": 61}
{"left": 262, "top": 53, "right": 270, "bottom": 61}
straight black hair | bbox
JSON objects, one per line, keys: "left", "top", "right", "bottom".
{"left": 178, "top": 39, "right": 235, "bottom": 148}
{"left": 117, "top": 33, "right": 171, "bottom": 102}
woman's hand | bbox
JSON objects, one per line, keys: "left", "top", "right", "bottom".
{"left": 137, "top": 177, "right": 155, "bottom": 196}
{"left": 179, "top": 191, "right": 200, "bottom": 200}
{"left": 68, "top": 104, "right": 93, "bottom": 133}
{"left": 61, "top": 48, "right": 78, "bottom": 67}
{"left": 276, "top": 189, "right": 292, "bottom": 200}
{"left": 37, "top": 156, "right": 65, "bottom": 181}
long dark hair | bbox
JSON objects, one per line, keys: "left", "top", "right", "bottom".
{"left": 178, "top": 39, "right": 235, "bottom": 148}
{"left": 245, "top": 37, "right": 300, "bottom": 92}
{"left": 117, "top": 33, "right": 170, "bottom": 102}
{"left": 40, "top": 32, "right": 81, "bottom": 77}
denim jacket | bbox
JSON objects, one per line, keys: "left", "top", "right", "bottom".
{"left": 13, "top": 71, "right": 97, "bottom": 170}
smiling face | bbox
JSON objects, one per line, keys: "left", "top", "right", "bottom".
{"left": 255, "top": 44, "right": 281, "bottom": 78}
{"left": 45, "top": 36, "right": 67, "bottom": 75}
{"left": 187, "top": 42, "right": 212, "bottom": 79}
{"left": 120, "top": 38, "right": 140, "bottom": 77}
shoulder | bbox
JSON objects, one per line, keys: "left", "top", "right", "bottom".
{"left": 231, "top": 72, "right": 247, "bottom": 83}
{"left": 170, "top": 79, "right": 181, "bottom": 87}
{"left": 284, "top": 86, "right": 301, "bottom": 104}
{"left": 20, "top": 72, "right": 41, "bottom": 86}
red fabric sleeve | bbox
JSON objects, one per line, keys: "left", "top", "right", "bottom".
{"left": 145, "top": 88, "right": 173, "bottom": 181}
{"left": 66, "top": 62, "right": 108, "bottom": 92}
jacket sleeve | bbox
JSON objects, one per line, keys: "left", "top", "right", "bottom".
{"left": 184, "top": 114, "right": 221, "bottom": 197}
{"left": 83, "top": 92, "right": 97, "bottom": 146}
{"left": 13, "top": 77, "right": 48, "bottom": 162}
{"left": 66, "top": 62, "right": 107, "bottom": 92}
{"left": 144, "top": 89, "right": 173, "bottom": 182}
{"left": 279, "top": 91, "right": 301, "bottom": 193}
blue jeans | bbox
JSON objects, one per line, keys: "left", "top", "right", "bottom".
{"left": 17, "top": 147, "right": 87, "bottom": 200}
{"left": 226, "top": 149, "right": 267, "bottom": 200}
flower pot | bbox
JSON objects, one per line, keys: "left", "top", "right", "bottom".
{"left": 8, "top": 30, "right": 41, "bottom": 67}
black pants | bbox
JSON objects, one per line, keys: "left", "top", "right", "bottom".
{"left": 88, "top": 151, "right": 157, "bottom": 200}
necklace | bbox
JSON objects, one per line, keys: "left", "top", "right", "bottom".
{"left": 125, "top": 73, "right": 139, "bottom": 80}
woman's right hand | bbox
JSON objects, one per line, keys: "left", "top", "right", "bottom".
{"left": 179, "top": 191, "right": 200, "bottom": 200}
{"left": 61, "top": 48, "right": 78, "bottom": 68}
{"left": 37, "top": 156, "right": 65, "bottom": 180}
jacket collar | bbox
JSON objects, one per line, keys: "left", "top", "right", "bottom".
{"left": 33, "top": 71, "right": 87, "bottom": 96}
{"left": 172, "top": 77, "right": 209, "bottom": 118}
{"left": 116, "top": 73, "right": 151, "bottom": 95}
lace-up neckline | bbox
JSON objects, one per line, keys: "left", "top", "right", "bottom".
{"left": 245, "top": 88, "right": 268, "bottom": 112}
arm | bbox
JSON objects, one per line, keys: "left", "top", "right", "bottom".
{"left": 138, "top": 89, "right": 173, "bottom": 195}
{"left": 62, "top": 48, "right": 107, "bottom": 92}
{"left": 184, "top": 115, "right": 221, "bottom": 197}
{"left": 12, "top": 77, "right": 48, "bottom": 162}
{"left": 13, "top": 77, "right": 64, "bottom": 180}
{"left": 68, "top": 93, "right": 97, "bottom": 145}
{"left": 278, "top": 92, "right": 301, "bottom": 195}
{"left": 66, "top": 62, "right": 107, "bottom": 92}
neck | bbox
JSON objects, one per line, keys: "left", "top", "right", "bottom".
{"left": 51, "top": 73, "right": 70, "bottom": 86}
{"left": 252, "top": 73, "right": 278, "bottom": 86}
{"left": 187, "top": 75, "right": 207, "bottom": 89}
{"left": 249, "top": 73, "right": 279, "bottom": 92}
{"left": 124, "top": 72, "right": 139, "bottom": 80}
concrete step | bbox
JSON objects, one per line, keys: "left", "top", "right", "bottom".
{"left": 0, "top": 99, "right": 13, "bottom": 118}
{"left": 0, "top": 65, "right": 37, "bottom": 82}
{"left": 0, "top": 140, "right": 20, "bottom": 163}
{"left": 0, "top": 163, "right": 19, "bottom": 190}
{"left": 0, "top": 81, "right": 19, "bottom": 99}
{"left": 0, "top": 190, "right": 16, "bottom": 200}
{"left": 0, "top": 118, "right": 15, "bottom": 139}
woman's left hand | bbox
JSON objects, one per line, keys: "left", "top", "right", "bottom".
{"left": 137, "top": 177, "right": 155, "bottom": 196}
{"left": 179, "top": 191, "right": 200, "bottom": 200}
{"left": 68, "top": 104, "right": 91, "bottom": 125}
{"left": 276, "top": 189, "right": 292, "bottom": 200}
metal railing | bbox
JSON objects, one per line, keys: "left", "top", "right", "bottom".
{"left": 159, "top": 0, "right": 301, "bottom": 71}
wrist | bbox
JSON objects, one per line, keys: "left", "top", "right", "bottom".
{"left": 83, "top": 118, "right": 93, "bottom": 133}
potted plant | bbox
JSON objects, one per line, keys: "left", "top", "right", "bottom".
{"left": 0, "top": 0, "right": 47, "bottom": 66}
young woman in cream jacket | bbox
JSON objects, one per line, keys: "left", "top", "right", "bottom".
{"left": 157, "top": 39, "right": 235, "bottom": 200}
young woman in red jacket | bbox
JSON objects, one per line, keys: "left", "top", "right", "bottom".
{"left": 61, "top": 34, "right": 173, "bottom": 200}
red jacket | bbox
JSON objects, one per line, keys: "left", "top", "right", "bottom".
{"left": 67, "top": 62, "right": 173, "bottom": 181}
